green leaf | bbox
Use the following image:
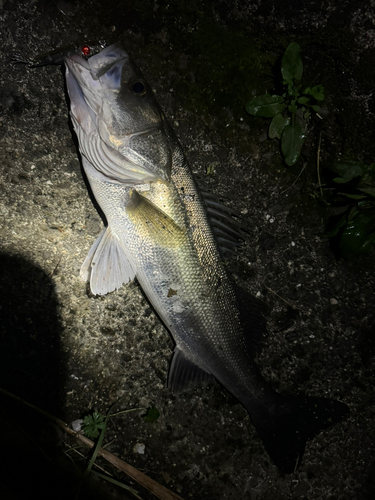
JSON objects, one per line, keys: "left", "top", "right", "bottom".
{"left": 297, "top": 96, "right": 310, "bottom": 105}
{"left": 330, "top": 161, "right": 364, "bottom": 182}
{"left": 143, "top": 404, "right": 160, "bottom": 423}
{"left": 333, "top": 177, "right": 352, "bottom": 184}
{"left": 359, "top": 173, "right": 374, "bottom": 185}
{"left": 281, "top": 42, "right": 303, "bottom": 82}
{"left": 361, "top": 232, "right": 375, "bottom": 253}
{"left": 288, "top": 103, "right": 298, "bottom": 113}
{"left": 358, "top": 186, "right": 375, "bottom": 197}
{"left": 83, "top": 412, "right": 106, "bottom": 439}
{"left": 307, "top": 84, "right": 325, "bottom": 101}
{"left": 358, "top": 200, "right": 375, "bottom": 209}
{"left": 338, "top": 193, "right": 367, "bottom": 200}
{"left": 368, "top": 163, "right": 375, "bottom": 176}
{"left": 303, "top": 110, "right": 311, "bottom": 121}
{"left": 281, "top": 123, "right": 306, "bottom": 166}
{"left": 348, "top": 206, "right": 359, "bottom": 221}
{"left": 245, "top": 94, "right": 285, "bottom": 117}
{"left": 290, "top": 85, "right": 300, "bottom": 98}
{"left": 269, "top": 113, "right": 290, "bottom": 139}
{"left": 339, "top": 212, "right": 375, "bottom": 258}
{"left": 325, "top": 215, "right": 347, "bottom": 238}
{"left": 311, "top": 105, "right": 321, "bottom": 112}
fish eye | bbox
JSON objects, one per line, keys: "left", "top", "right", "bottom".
{"left": 132, "top": 81, "right": 147, "bottom": 96}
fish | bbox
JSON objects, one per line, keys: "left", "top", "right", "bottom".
{"left": 36, "top": 42, "right": 349, "bottom": 473}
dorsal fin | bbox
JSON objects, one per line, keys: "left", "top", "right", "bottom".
{"left": 201, "top": 191, "right": 235, "bottom": 214}
{"left": 201, "top": 191, "right": 246, "bottom": 258}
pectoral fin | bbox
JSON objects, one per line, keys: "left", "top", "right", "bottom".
{"left": 126, "top": 190, "right": 185, "bottom": 246}
{"left": 80, "top": 226, "right": 135, "bottom": 295}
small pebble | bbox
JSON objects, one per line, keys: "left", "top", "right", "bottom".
{"left": 71, "top": 419, "right": 83, "bottom": 432}
{"left": 133, "top": 443, "right": 145, "bottom": 454}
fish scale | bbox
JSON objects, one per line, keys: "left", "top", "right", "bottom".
{"left": 31, "top": 41, "right": 349, "bottom": 473}
{"left": 84, "top": 164, "right": 246, "bottom": 384}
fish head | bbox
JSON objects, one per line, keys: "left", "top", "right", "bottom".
{"left": 64, "top": 43, "right": 173, "bottom": 184}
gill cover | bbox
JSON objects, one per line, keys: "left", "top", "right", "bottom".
{"left": 64, "top": 43, "right": 172, "bottom": 184}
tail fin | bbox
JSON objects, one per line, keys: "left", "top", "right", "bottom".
{"left": 250, "top": 395, "right": 349, "bottom": 473}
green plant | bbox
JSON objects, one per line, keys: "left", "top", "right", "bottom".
{"left": 325, "top": 160, "right": 375, "bottom": 259}
{"left": 245, "top": 42, "right": 325, "bottom": 166}
{"left": 83, "top": 411, "right": 106, "bottom": 439}
{"left": 143, "top": 404, "right": 160, "bottom": 423}
{"left": 81, "top": 403, "right": 154, "bottom": 497}
{"left": 82, "top": 403, "right": 159, "bottom": 439}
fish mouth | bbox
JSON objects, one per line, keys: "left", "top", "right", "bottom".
{"left": 64, "top": 44, "right": 172, "bottom": 184}
{"left": 66, "top": 43, "right": 130, "bottom": 80}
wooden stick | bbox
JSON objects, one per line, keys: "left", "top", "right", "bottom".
{"left": 0, "top": 388, "right": 185, "bottom": 500}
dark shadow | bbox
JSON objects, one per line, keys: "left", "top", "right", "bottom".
{"left": 0, "top": 252, "right": 66, "bottom": 498}
{"left": 0, "top": 252, "right": 65, "bottom": 413}
{"left": 0, "top": 252, "right": 129, "bottom": 499}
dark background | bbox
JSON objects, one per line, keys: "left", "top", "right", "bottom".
{"left": 0, "top": 1, "right": 374, "bottom": 498}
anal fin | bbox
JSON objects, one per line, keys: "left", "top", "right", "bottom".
{"left": 80, "top": 226, "right": 135, "bottom": 295}
{"left": 168, "top": 348, "right": 214, "bottom": 393}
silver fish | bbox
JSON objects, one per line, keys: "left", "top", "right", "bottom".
{"left": 57, "top": 42, "right": 347, "bottom": 472}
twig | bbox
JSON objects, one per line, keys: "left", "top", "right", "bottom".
{"left": 261, "top": 274, "right": 301, "bottom": 311}
{"left": 48, "top": 257, "right": 61, "bottom": 278}
{"left": 86, "top": 401, "right": 118, "bottom": 476}
{"left": 0, "top": 388, "right": 185, "bottom": 500}
{"left": 64, "top": 442, "right": 114, "bottom": 476}
{"left": 92, "top": 470, "right": 142, "bottom": 499}
{"left": 75, "top": 433, "right": 184, "bottom": 500}
{"left": 263, "top": 284, "right": 300, "bottom": 311}
{"left": 280, "top": 162, "right": 307, "bottom": 195}
{"left": 63, "top": 442, "right": 142, "bottom": 498}
{"left": 110, "top": 407, "right": 145, "bottom": 418}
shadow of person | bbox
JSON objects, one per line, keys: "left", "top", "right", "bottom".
{"left": 0, "top": 253, "right": 130, "bottom": 499}
{"left": 0, "top": 252, "right": 65, "bottom": 413}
